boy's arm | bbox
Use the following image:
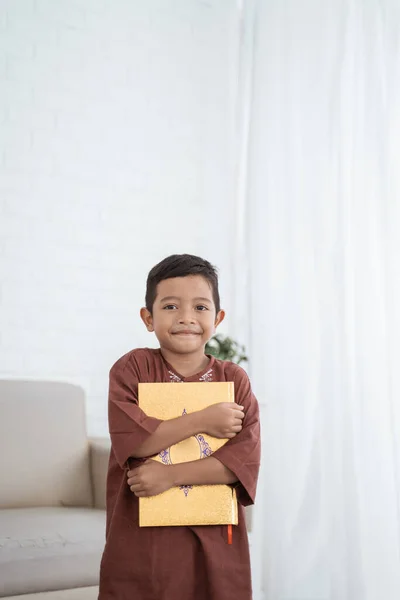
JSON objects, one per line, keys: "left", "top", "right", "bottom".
{"left": 109, "top": 354, "right": 244, "bottom": 468}
{"left": 132, "top": 412, "right": 206, "bottom": 458}
{"left": 170, "top": 456, "right": 237, "bottom": 485}
{"left": 127, "top": 456, "right": 237, "bottom": 497}
{"left": 133, "top": 402, "right": 244, "bottom": 458}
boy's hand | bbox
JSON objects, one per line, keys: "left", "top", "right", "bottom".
{"left": 127, "top": 460, "right": 173, "bottom": 497}
{"left": 199, "top": 402, "right": 245, "bottom": 439}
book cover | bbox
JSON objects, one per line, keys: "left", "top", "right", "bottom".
{"left": 138, "top": 381, "right": 238, "bottom": 527}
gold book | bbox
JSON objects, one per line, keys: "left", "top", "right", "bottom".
{"left": 138, "top": 381, "right": 238, "bottom": 527}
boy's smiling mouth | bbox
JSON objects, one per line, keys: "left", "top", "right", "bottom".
{"left": 172, "top": 330, "right": 201, "bottom": 336}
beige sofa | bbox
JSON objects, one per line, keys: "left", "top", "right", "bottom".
{"left": 0, "top": 380, "right": 110, "bottom": 600}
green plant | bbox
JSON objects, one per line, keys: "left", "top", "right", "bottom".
{"left": 205, "top": 334, "right": 248, "bottom": 365}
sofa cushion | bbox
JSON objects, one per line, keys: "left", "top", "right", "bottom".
{"left": 0, "top": 507, "right": 105, "bottom": 597}
{"left": 0, "top": 380, "right": 93, "bottom": 508}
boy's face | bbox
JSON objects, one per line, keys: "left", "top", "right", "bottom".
{"left": 141, "top": 275, "right": 224, "bottom": 356}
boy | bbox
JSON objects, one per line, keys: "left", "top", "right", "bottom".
{"left": 99, "top": 254, "right": 260, "bottom": 600}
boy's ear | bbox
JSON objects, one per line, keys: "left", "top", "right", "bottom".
{"left": 140, "top": 307, "right": 154, "bottom": 332}
{"left": 214, "top": 309, "right": 225, "bottom": 329}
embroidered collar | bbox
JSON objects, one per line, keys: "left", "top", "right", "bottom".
{"left": 168, "top": 368, "right": 213, "bottom": 383}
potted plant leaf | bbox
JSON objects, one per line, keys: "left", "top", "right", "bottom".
{"left": 205, "top": 334, "right": 248, "bottom": 365}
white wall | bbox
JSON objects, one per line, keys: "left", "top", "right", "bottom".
{"left": 0, "top": 0, "right": 240, "bottom": 435}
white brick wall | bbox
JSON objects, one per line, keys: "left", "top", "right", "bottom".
{"left": 0, "top": 0, "right": 239, "bottom": 435}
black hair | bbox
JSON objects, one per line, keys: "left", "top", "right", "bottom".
{"left": 145, "top": 254, "right": 220, "bottom": 314}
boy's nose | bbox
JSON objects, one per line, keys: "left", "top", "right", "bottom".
{"left": 178, "top": 313, "right": 196, "bottom": 324}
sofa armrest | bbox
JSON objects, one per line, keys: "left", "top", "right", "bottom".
{"left": 89, "top": 436, "right": 111, "bottom": 509}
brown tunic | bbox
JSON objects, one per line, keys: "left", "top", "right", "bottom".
{"left": 99, "top": 348, "right": 260, "bottom": 600}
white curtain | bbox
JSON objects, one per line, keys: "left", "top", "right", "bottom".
{"left": 235, "top": 2, "right": 400, "bottom": 599}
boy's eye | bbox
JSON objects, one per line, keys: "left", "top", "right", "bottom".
{"left": 163, "top": 304, "right": 178, "bottom": 310}
{"left": 196, "top": 305, "right": 208, "bottom": 311}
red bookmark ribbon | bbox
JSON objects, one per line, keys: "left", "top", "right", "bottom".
{"left": 227, "top": 524, "right": 233, "bottom": 545}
